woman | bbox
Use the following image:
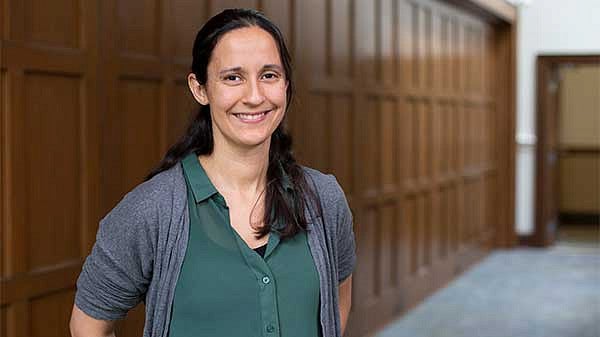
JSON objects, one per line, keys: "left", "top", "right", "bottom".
{"left": 70, "top": 8, "right": 356, "bottom": 337}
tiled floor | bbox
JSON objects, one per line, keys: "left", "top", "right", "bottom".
{"left": 373, "top": 225, "right": 600, "bottom": 337}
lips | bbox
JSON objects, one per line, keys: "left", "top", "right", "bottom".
{"left": 233, "top": 109, "right": 271, "bottom": 122}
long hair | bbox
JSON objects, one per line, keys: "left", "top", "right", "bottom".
{"left": 145, "top": 8, "right": 320, "bottom": 240}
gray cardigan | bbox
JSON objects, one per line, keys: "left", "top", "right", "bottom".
{"left": 75, "top": 163, "right": 356, "bottom": 337}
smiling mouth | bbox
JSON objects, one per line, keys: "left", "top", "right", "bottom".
{"left": 233, "top": 110, "right": 271, "bottom": 121}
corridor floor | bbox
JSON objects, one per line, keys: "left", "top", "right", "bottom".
{"left": 374, "top": 225, "right": 600, "bottom": 337}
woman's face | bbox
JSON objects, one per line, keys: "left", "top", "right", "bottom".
{"left": 189, "top": 26, "right": 288, "bottom": 151}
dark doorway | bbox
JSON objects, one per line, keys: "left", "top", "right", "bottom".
{"left": 534, "top": 55, "right": 600, "bottom": 247}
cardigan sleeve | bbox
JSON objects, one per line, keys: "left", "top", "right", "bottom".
{"left": 75, "top": 187, "right": 157, "bottom": 320}
{"left": 329, "top": 175, "right": 357, "bottom": 283}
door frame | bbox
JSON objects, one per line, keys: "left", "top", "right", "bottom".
{"left": 533, "top": 54, "right": 600, "bottom": 246}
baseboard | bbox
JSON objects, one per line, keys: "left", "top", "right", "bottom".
{"left": 559, "top": 212, "right": 600, "bottom": 225}
{"left": 518, "top": 234, "right": 540, "bottom": 247}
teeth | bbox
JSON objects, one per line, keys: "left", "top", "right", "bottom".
{"left": 236, "top": 111, "right": 268, "bottom": 120}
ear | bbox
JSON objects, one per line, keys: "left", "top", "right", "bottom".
{"left": 188, "top": 73, "right": 209, "bottom": 105}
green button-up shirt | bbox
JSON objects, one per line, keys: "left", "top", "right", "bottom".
{"left": 168, "top": 153, "right": 322, "bottom": 337}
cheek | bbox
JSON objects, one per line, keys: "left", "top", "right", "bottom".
{"left": 208, "top": 87, "right": 241, "bottom": 111}
{"left": 265, "top": 84, "right": 288, "bottom": 106}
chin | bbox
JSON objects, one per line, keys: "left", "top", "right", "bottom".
{"left": 236, "top": 134, "right": 273, "bottom": 148}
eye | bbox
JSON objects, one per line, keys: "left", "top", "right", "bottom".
{"left": 261, "top": 72, "right": 280, "bottom": 81}
{"left": 223, "top": 74, "right": 242, "bottom": 82}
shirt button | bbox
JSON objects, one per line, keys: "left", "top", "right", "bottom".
{"left": 262, "top": 276, "right": 270, "bottom": 284}
{"left": 266, "top": 324, "right": 275, "bottom": 333}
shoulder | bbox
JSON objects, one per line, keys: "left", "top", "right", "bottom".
{"left": 121, "top": 163, "right": 185, "bottom": 209}
{"left": 101, "top": 163, "right": 187, "bottom": 231}
{"left": 133, "top": 163, "right": 185, "bottom": 202}
{"left": 300, "top": 166, "right": 350, "bottom": 227}
{"left": 300, "top": 166, "right": 346, "bottom": 205}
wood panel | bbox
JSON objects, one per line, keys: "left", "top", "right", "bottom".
{"left": 293, "top": 1, "right": 510, "bottom": 335}
{"left": 0, "top": 1, "right": 516, "bottom": 336}
{"left": 101, "top": 0, "right": 166, "bottom": 333}
{"left": 24, "top": 73, "right": 82, "bottom": 271}
{"left": 0, "top": 2, "right": 5, "bottom": 331}
{"left": 1, "top": 1, "right": 99, "bottom": 337}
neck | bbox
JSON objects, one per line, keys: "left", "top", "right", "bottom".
{"left": 199, "top": 136, "right": 271, "bottom": 197}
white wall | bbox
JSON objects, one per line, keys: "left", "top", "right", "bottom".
{"left": 515, "top": 0, "right": 600, "bottom": 235}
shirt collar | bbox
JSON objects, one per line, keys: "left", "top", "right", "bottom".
{"left": 181, "top": 153, "right": 218, "bottom": 203}
{"left": 181, "top": 153, "right": 294, "bottom": 204}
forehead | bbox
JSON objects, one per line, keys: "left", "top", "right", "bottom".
{"left": 209, "top": 26, "right": 282, "bottom": 70}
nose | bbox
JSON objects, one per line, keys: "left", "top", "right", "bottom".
{"left": 243, "top": 79, "right": 266, "bottom": 106}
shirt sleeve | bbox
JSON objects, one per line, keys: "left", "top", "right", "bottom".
{"left": 74, "top": 189, "right": 156, "bottom": 320}
{"left": 330, "top": 175, "right": 357, "bottom": 284}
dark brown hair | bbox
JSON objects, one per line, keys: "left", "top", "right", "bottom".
{"left": 145, "top": 8, "right": 320, "bottom": 240}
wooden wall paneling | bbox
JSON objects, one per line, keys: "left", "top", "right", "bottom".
{"left": 397, "top": 0, "right": 410, "bottom": 92}
{"left": 456, "top": 74, "right": 466, "bottom": 251}
{"left": 422, "top": 101, "right": 433, "bottom": 268}
{"left": 451, "top": 17, "right": 460, "bottom": 93}
{"left": 25, "top": 72, "right": 82, "bottom": 269}
{"left": 167, "top": 79, "right": 195, "bottom": 146}
{"left": 0, "top": 0, "right": 5, "bottom": 330}
{"left": 261, "top": 0, "right": 293, "bottom": 51}
{"left": 209, "top": 0, "right": 258, "bottom": 14}
{"left": 102, "top": 0, "right": 169, "bottom": 334}
{"left": 351, "top": 92, "right": 380, "bottom": 335}
{"left": 404, "top": 100, "right": 417, "bottom": 270}
{"left": 440, "top": 13, "right": 450, "bottom": 91}
{"left": 430, "top": 9, "right": 443, "bottom": 266}
{"left": 409, "top": 2, "right": 420, "bottom": 89}
{"left": 3, "top": 4, "right": 26, "bottom": 334}
{"left": 171, "top": 0, "right": 208, "bottom": 65}
{"left": 420, "top": 5, "right": 433, "bottom": 91}
{"left": 6, "top": 0, "right": 23, "bottom": 41}
{"left": 0, "top": 0, "right": 4, "bottom": 39}
{"left": 330, "top": 94, "right": 354, "bottom": 192}
{"left": 0, "top": 0, "right": 4, "bottom": 286}
{"left": 345, "top": 1, "right": 377, "bottom": 335}
{"left": 30, "top": 290, "right": 75, "bottom": 337}
{"left": 380, "top": 0, "right": 395, "bottom": 86}
{"left": 396, "top": 5, "right": 413, "bottom": 316}
{"left": 355, "top": 0, "right": 376, "bottom": 84}
{"left": 0, "top": 0, "right": 517, "bottom": 335}
{"left": 351, "top": 203, "right": 379, "bottom": 337}
{"left": 25, "top": 0, "right": 80, "bottom": 48}
{"left": 381, "top": 99, "right": 396, "bottom": 192}
{"left": 101, "top": 0, "right": 165, "bottom": 211}
{"left": 1, "top": 307, "right": 6, "bottom": 337}
{"left": 1, "top": 1, "right": 99, "bottom": 337}
{"left": 80, "top": 0, "right": 101, "bottom": 259}
{"left": 306, "top": 93, "right": 331, "bottom": 171}
{"left": 292, "top": 0, "right": 324, "bottom": 169}
{"left": 449, "top": 104, "right": 460, "bottom": 253}
{"left": 331, "top": 0, "right": 352, "bottom": 79}
{"left": 168, "top": 0, "right": 208, "bottom": 147}
{"left": 364, "top": 97, "right": 380, "bottom": 195}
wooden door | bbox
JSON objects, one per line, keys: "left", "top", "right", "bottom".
{"left": 537, "top": 64, "right": 560, "bottom": 246}
{"left": 534, "top": 55, "right": 600, "bottom": 247}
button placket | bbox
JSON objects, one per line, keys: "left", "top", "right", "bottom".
{"left": 229, "top": 227, "right": 281, "bottom": 337}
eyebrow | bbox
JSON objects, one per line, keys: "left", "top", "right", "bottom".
{"left": 218, "top": 64, "right": 284, "bottom": 75}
